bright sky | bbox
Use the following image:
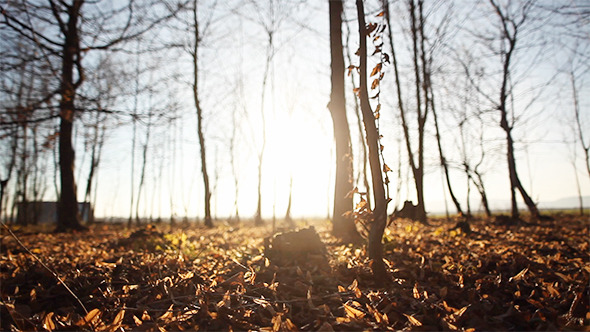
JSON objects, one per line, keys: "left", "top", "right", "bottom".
{"left": 6, "top": 0, "right": 587, "bottom": 221}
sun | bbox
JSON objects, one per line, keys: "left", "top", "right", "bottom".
{"left": 260, "top": 105, "right": 335, "bottom": 218}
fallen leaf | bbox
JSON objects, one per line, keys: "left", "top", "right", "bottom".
{"left": 43, "top": 312, "right": 56, "bottom": 331}
{"left": 404, "top": 313, "right": 422, "bottom": 326}
{"left": 344, "top": 303, "right": 365, "bottom": 319}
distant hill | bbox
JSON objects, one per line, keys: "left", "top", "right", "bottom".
{"left": 539, "top": 196, "right": 590, "bottom": 210}
{"left": 424, "top": 196, "right": 589, "bottom": 215}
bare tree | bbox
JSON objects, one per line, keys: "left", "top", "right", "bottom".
{"left": 328, "top": 0, "right": 360, "bottom": 242}
{"left": 356, "top": 0, "right": 388, "bottom": 284}
{"left": 488, "top": 0, "right": 540, "bottom": 221}
{"left": 381, "top": 0, "right": 432, "bottom": 223}
{"left": 343, "top": 10, "right": 371, "bottom": 211}
{"left": 570, "top": 69, "right": 590, "bottom": 180}
{"left": 1, "top": 0, "right": 184, "bottom": 231}
{"left": 190, "top": 0, "right": 213, "bottom": 227}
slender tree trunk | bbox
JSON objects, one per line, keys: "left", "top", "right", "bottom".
{"left": 255, "top": 30, "right": 274, "bottom": 227}
{"left": 382, "top": 0, "right": 426, "bottom": 223}
{"left": 83, "top": 113, "right": 102, "bottom": 223}
{"left": 328, "top": 0, "right": 360, "bottom": 242}
{"left": 284, "top": 175, "right": 294, "bottom": 227}
{"left": 357, "top": 0, "right": 388, "bottom": 284}
{"left": 344, "top": 14, "right": 371, "bottom": 209}
{"left": 230, "top": 106, "right": 240, "bottom": 222}
{"left": 135, "top": 114, "right": 152, "bottom": 225}
{"left": 431, "top": 92, "right": 463, "bottom": 216}
{"left": 192, "top": 0, "right": 212, "bottom": 227}
{"left": 128, "top": 41, "right": 140, "bottom": 227}
{"left": 56, "top": 1, "right": 85, "bottom": 232}
{"left": 491, "top": 0, "right": 539, "bottom": 221}
{"left": 471, "top": 170, "right": 492, "bottom": 217}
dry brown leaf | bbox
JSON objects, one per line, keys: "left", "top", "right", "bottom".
{"left": 404, "top": 313, "right": 422, "bottom": 326}
{"left": 283, "top": 317, "right": 298, "bottom": 331}
{"left": 132, "top": 315, "right": 142, "bottom": 326}
{"left": 344, "top": 303, "right": 365, "bottom": 319}
{"left": 509, "top": 267, "right": 528, "bottom": 281}
{"left": 158, "top": 304, "right": 174, "bottom": 323}
{"left": 77, "top": 308, "right": 102, "bottom": 328}
{"left": 107, "top": 309, "right": 125, "bottom": 331}
{"left": 272, "top": 313, "right": 282, "bottom": 332}
{"left": 413, "top": 283, "right": 420, "bottom": 299}
{"left": 43, "top": 312, "right": 56, "bottom": 331}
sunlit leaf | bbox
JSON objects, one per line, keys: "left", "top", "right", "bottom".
{"left": 371, "top": 78, "right": 380, "bottom": 90}
{"left": 272, "top": 313, "right": 282, "bottom": 332}
{"left": 509, "top": 267, "right": 528, "bottom": 282}
{"left": 158, "top": 304, "right": 174, "bottom": 322}
{"left": 453, "top": 305, "right": 469, "bottom": 319}
{"left": 80, "top": 308, "right": 101, "bottom": 327}
{"left": 366, "top": 23, "right": 378, "bottom": 35}
{"left": 413, "top": 283, "right": 420, "bottom": 299}
{"left": 344, "top": 303, "right": 365, "bottom": 319}
{"left": 133, "top": 315, "right": 142, "bottom": 326}
{"left": 43, "top": 312, "right": 56, "bottom": 331}
{"left": 356, "top": 200, "right": 367, "bottom": 210}
{"left": 370, "top": 63, "right": 382, "bottom": 77}
{"left": 383, "top": 164, "right": 392, "bottom": 173}
{"left": 335, "top": 317, "right": 350, "bottom": 324}
{"left": 545, "top": 283, "right": 559, "bottom": 297}
{"left": 404, "top": 313, "right": 422, "bottom": 326}
{"left": 283, "top": 318, "right": 298, "bottom": 331}
{"left": 554, "top": 272, "right": 572, "bottom": 283}
{"left": 109, "top": 309, "right": 125, "bottom": 330}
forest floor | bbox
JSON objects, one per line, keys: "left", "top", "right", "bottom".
{"left": 1, "top": 214, "right": 589, "bottom": 331}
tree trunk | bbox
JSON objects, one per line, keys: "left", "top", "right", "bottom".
{"left": 56, "top": 1, "right": 85, "bottom": 232}
{"left": 356, "top": 0, "right": 388, "bottom": 285}
{"left": 192, "top": 0, "right": 212, "bottom": 227}
{"left": 328, "top": 0, "right": 360, "bottom": 243}
{"left": 382, "top": 0, "right": 426, "bottom": 223}
{"left": 501, "top": 119, "right": 539, "bottom": 220}
{"left": 343, "top": 15, "right": 371, "bottom": 210}
{"left": 135, "top": 114, "right": 152, "bottom": 225}
{"left": 431, "top": 95, "right": 463, "bottom": 216}
{"left": 284, "top": 175, "right": 294, "bottom": 227}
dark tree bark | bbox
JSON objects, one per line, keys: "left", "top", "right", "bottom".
{"left": 382, "top": 0, "right": 427, "bottom": 223}
{"left": 192, "top": 0, "right": 212, "bottom": 227}
{"left": 490, "top": 0, "right": 540, "bottom": 221}
{"left": 356, "top": 0, "right": 388, "bottom": 285}
{"left": 431, "top": 75, "right": 463, "bottom": 218}
{"left": 343, "top": 13, "right": 371, "bottom": 210}
{"left": 82, "top": 113, "right": 104, "bottom": 224}
{"left": 328, "top": 0, "right": 361, "bottom": 243}
{"left": 56, "top": 0, "right": 85, "bottom": 232}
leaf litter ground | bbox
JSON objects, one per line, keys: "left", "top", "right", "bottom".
{"left": 1, "top": 215, "right": 588, "bottom": 331}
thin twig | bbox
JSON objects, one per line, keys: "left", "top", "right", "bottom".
{"left": 1, "top": 222, "right": 95, "bottom": 331}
